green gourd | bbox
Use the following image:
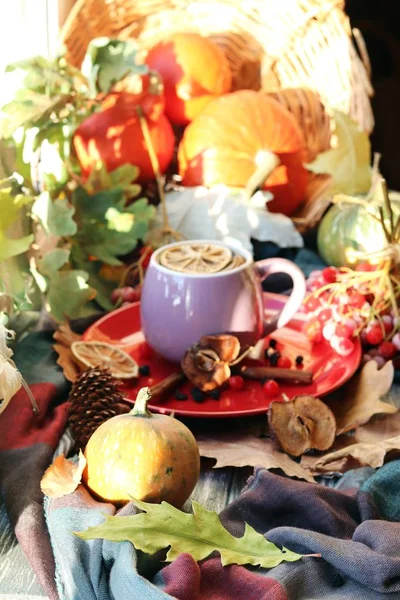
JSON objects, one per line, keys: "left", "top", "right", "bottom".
{"left": 317, "top": 192, "right": 400, "bottom": 268}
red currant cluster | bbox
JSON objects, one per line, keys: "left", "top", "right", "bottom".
{"left": 111, "top": 284, "right": 142, "bottom": 306}
{"left": 303, "top": 264, "right": 400, "bottom": 367}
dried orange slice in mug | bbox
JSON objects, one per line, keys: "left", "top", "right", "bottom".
{"left": 71, "top": 341, "right": 138, "bottom": 379}
{"left": 159, "top": 243, "right": 232, "bottom": 274}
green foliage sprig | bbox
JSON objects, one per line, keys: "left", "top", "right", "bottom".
{"left": 0, "top": 39, "right": 156, "bottom": 323}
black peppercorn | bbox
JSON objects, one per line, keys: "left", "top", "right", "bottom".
{"left": 139, "top": 365, "right": 150, "bottom": 376}
{"left": 191, "top": 388, "right": 205, "bottom": 403}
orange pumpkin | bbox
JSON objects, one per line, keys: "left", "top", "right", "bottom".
{"left": 178, "top": 90, "right": 309, "bottom": 216}
{"left": 83, "top": 387, "right": 200, "bottom": 507}
{"left": 73, "top": 92, "right": 175, "bottom": 183}
{"left": 145, "top": 33, "right": 232, "bottom": 126}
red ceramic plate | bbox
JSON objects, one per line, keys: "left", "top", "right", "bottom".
{"left": 83, "top": 294, "right": 361, "bottom": 418}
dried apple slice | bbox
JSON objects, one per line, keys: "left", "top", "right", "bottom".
{"left": 268, "top": 395, "right": 336, "bottom": 457}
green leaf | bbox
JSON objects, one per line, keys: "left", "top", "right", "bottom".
{"left": 6, "top": 55, "right": 52, "bottom": 74}
{"left": 0, "top": 185, "right": 34, "bottom": 261}
{"left": 77, "top": 499, "right": 305, "bottom": 569}
{"left": 46, "top": 269, "right": 96, "bottom": 322}
{"left": 109, "top": 164, "right": 140, "bottom": 188}
{"left": 82, "top": 37, "right": 148, "bottom": 95}
{"left": 70, "top": 247, "right": 115, "bottom": 311}
{"left": 32, "top": 193, "right": 77, "bottom": 236}
{"left": 307, "top": 110, "right": 372, "bottom": 196}
{"left": 38, "top": 248, "right": 70, "bottom": 276}
{"left": 83, "top": 161, "right": 140, "bottom": 197}
{"left": 0, "top": 236, "right": 34, "bottom": 263}
{"left": 0, "top": 90, "right": 69, "bottom": 138}
{"left": 73, "top": 187, "right": 155, "bottom": 265}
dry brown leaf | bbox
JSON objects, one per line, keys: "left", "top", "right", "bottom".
{"left": 53, "top": 322, "right": 83, "bottom": 383}
{"left": 325, "top": 361, "right": 396, "bottom": 435}
{"left": 301, "top": 409, "right": 400, "bottom": 475}
{"left": 197, "top": 433, "right": 315, "bottom": 483}
{"left": 53, "top": 343, "right": 82, "bottom": 383}
{"left": 53, "top": 322, "right": 82, "bottom": 346}
{"left": 41, "top": 451, "right": 86, "bottom": 498}
{"left": 302, "top": 434, "right": 400, "bottom": 474}
{"left": 352, "top": 410, "right": 400, "bottom": 443}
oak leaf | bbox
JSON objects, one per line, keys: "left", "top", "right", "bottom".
{"left": 41, "top": 451, "right": 86, "bottom": 498}
{"left": 77, "top": 498, "right": 311, "bottom": 568}
{"left": 301, "top": 410, "right": 400, "bottom": 475}
{"left": 196, "top": 433, "right": 315, "bottom": 483}
{"left": 325, "top": 361, "right": 396, "bottom": 435}
{"left": 302, "top": 434, "right": 400, "bottom": 474}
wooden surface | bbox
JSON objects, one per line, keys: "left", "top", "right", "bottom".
{"left": 1, "top": 383, "right": 399, "bottom": 598}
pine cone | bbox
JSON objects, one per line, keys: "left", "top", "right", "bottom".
{"left": 68, "top": 368, "right": 130, "bottom": 449}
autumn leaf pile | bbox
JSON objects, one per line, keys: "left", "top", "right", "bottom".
{"left": 197, "top": 361, "right": 397, "bottom": 480}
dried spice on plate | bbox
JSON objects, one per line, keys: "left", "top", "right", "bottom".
{"left": 181, "top": 334, "right": 241, "bottom": 391}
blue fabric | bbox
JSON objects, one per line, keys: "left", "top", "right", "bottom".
{"left": 44, "top": 460, "right": 400, "bottom": 600}
{"left": 361, "top": 461, "right": 400, "bottom": 521}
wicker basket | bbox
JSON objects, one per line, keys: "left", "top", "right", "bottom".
{"left": 60, "top": 0, "right": 374, "bottom": 230}
{"left": 60, "top": 0, "right": 373, "bottom": 132}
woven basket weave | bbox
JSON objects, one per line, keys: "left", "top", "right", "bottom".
{"left": 60, "top": 0, "right": 374, "bottom": 230}
{"left": 60, "top": 0, "right": 373, "bottom": 133}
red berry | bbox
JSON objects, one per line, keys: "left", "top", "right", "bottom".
{"left": 392, "top": 333, "right": 400, "bottom": 351}
{"left": 304, "top": 318, "right": 323, "bottom": 344}
{"left": 277, "top": 356, "right": 292, "bottom": 369}
{"left": 355, "top": 262, "right": 375, "bottom": 272}
{"left": 366, "top": 326, "right": 384, "bottom": 346}
{"left": 335, "top": 322, "right": 355, "bottom": 339}
{"left": 335, "top": 337, "right": 355, "bottom": 357}
{"left": 322, "top": 267, "right": 337, "bottom": 283}
{"left": 378, "top": 341, "right": 397, "bottom": 359}
{"left": 263, "top": 379, "right": 280, "bottom": 397}
{"left": 318, "top": 308, "right": 333, "bottom": 324}
{"left": 123, "top": 286, "right": 142, "bottom": 303}
{"left": 228, "top": 375, "right": 245, "bottom": 390}
{"left": 111, "top": 288, "right": 122, "bottom": 304}
{"left": 322, "top": 322, "right": 336, "bottom": 341}
{"left": 382, "top": 315, "right": 394, "bottom": 334}
{"left": 304, "top": 296, "right": 321, "bottom": 313}
{"left": 347, "top": 291, "right": 365, "bottom": 309}
{"left": 112, "top": 286, "right": 141, "bottom": 304}
{"left": 309, "top": 278, "right": 325, "bottom": 291}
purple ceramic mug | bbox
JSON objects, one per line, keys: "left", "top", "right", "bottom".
{"left": 140, "top": 240, "right": 306, "bottom": 363}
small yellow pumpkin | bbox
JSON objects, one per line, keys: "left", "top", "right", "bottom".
{"left": 83, "top": 387, "right": 200, "bottom": 507}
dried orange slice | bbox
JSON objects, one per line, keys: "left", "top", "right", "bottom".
{"left": 159, "top": 243, "right": 232, "bottom": 274}
{"left": 71, "top": 341, "right": 138, "bottom": 379}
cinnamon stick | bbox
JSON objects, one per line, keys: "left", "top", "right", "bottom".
{"left": 240, "top": 366, "right": 313, "bottom": 384}
{"left": 150, "top": 372, "right": 186, "bottom": 398}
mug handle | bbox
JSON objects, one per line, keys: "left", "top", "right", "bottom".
{"left": 254, "top": 258, "right": 306, "bottom": 336}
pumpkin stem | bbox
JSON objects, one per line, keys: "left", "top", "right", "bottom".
{"left": 244, "top": 150, "right": 280, "bottom": 202}
{"left": 130, "top": 387, "right": 152, "bottom": 418}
